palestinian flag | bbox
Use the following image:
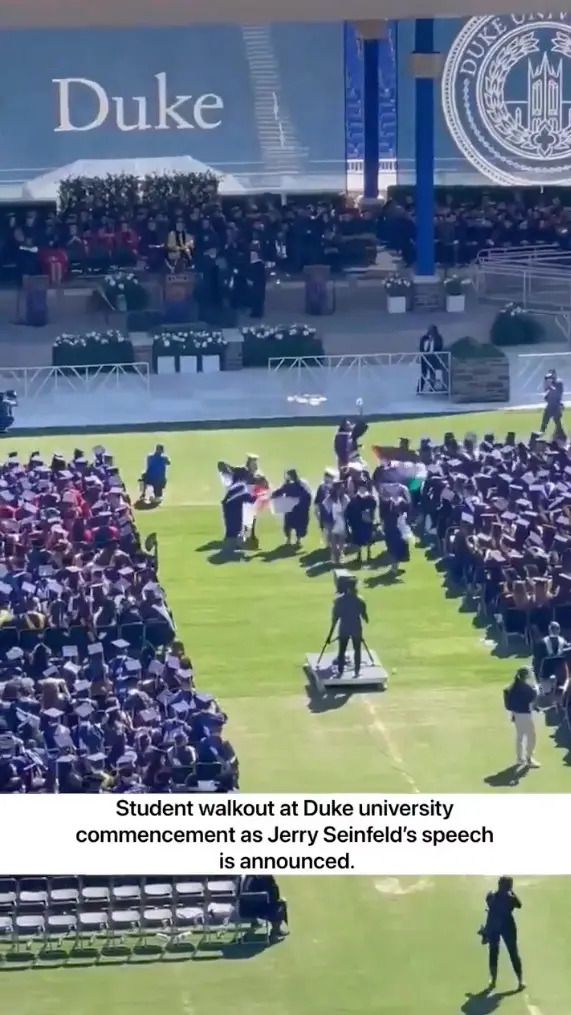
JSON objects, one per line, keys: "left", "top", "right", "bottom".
{"left": 372, "top": 446, "right": 427, "bottom": 492}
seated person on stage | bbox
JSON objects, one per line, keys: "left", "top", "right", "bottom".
{"left": 532, "top": 620, "right": 570, "bottom": 693}
{"left": 139, "top": 444, "right": 170, "bottom": 504}
{"left": 239, "top": 874, "right": 288, "bottom": 942}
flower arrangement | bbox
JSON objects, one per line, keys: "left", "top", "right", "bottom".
{"left": 490, "top": 303, "right": 545, "bottom": 347}
{"left": 383, "top": 275, "right": 412, "bottom": 298}
{"left": 52, "top": 330, "right": 134, "bottom": 368}
{"left": 241, "top": 324, "right": 323, "bottom": 367}
{"left": 153, "top": 329, "right": 227, "bottom": 357}
{"left": 444, "top": 276, "right": 469, "bottom": 297}
{"left": 102, "top": 271, "right": 149, "bottom": 312}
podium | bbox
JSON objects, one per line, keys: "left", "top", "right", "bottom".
{"left": 163, "top": 274, "right": 194, "bottom": 323}
{"left": 20, "top": 275, "right": 49, "bottom": 327}
{"left": 304, "top": 265, "right": 332, "bottom": 315}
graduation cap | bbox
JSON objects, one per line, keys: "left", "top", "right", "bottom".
{"left": 112, "top": 639, "right": 130, "bottom": 651}
{"left": 460, "top": 512, "right": 474, "bottom": 523}
{"left": 87, "top": 643, "right": 104, "bottom": 656}
{"left": 47, "top": 581, "right": 63, "bottom": 595}
{"left": 6, "top": 647, "right": 23, "bottom": 661}
{"left": 62, "top": 645, "right": 78, "bottom": 658}
{"left": 125, "top": 658, "right": 141, "bottom": 673}
{"left": 87, "top": 752, "right": 106, "bottom": 767}
{"left": 75, "top": 700, "right": 94, "bottom": 719}
{"left": 43, "top": 707, "right": 63, "bottom": 720}
{"left": 63, "top": 661, "right": 80, "bottom": 676}
{"left": 166, "top": 655, "right": 180, "bottom": 670}
{"left": 74, "top": 679, "right": 91, "bottom": 692}
{"left": 171, "top": 700, "right": 190, "bottom": 714}
{"left": 148, "top": 659, "right": 164, "bottom": 676}
{"left": 0, "top": 583, "right": 12, "bottom": 596}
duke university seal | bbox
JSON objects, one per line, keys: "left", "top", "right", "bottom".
{"left": 442, "top": 14, "right": 571, "bottom": 185}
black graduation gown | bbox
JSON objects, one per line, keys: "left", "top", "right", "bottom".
{"left": 334, "top": 431, "right": 351, "bottom": 468}
{"left": 222, "top": 482, "right": 256, "bottom": 540}
{"left": 379, "top": 499, "right": 410, "bottom": 563}
{"left": 346, "top": 493, "right": 377, "bottom": 547}
{"left": 273, "top": 479, "right": 312, "bottom": 539}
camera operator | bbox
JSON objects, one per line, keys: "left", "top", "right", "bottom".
{"left": 479, "top": 876, "right": 524, "bottom": 992}
{"left": 331, "top": 575, "right": 368, "bottom": 677}
{"left": 503, "top": 667, "right": 540, "bottom": 770}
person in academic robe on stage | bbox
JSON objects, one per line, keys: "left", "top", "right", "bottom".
{"left": 346, "top": 479, "right": 377, "bottom": 565}
{"left": 322, "top": 479, "right": 350, "bottom": 565}
{"left": 379, "top": 494, "right": 411, "bottom": 576}
{"left": 247, "top": 249, "right": 267, "bottom": 319}
{"left": 221, "top": 481, "right": 257, "bottom": 544}
{"left": 167, "top": 219, "right": 193, "bottom": 268}
{"left": 418, "top": 324, "right": 444, "bottom": 394}
{"left": 272, "top": 468, "right": 312, "bottom": 548}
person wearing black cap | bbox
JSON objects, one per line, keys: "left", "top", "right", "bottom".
{"left": 479, "top": 876, "right": 524, "bottom": 991}
{"left": 503, "top": 667, "right": 539, "bottom": 769}
{"left": 418, "top": 325, "right": 444, "bottom": 394}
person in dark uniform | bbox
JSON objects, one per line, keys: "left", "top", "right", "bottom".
{"left": 239, "top": 874, "right": 288, "bottom": 942}
{"left": 418, "top": 324, "right": 444, "bottom": 394}
{"left": 272, "top": 468, "right": 312, "bottom": 548}
{"left": 248, "top": 250, "right": 267, "bottom": 319}
{"left": 480, "top": 876, "right": 524, "bottom": 991}
{"left": 345, "top": 480, "right": 377, "bottom": 564}
{"left": 541, "top": 369, "right": 566, "bottom": 441}
{"left": 334, "top": 420, "right": 353, "bottom": 469}
{"left": 331, "top": 575, "right": 368, "bottom": 676}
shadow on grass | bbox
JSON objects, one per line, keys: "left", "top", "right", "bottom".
{"left": 0, "top": 934, "right": 273, "bottom": 971}
{"left": 134, "top": 498, "right": 161, "bottom": 512}
{"left": 461, "top": 987, "right": 522, "bottom": 1014}
{"left": 483, "top": 764, "right": 530, "bottom": 788}
{"left": 259, "top": 543, "right": 298, "bottom": 563}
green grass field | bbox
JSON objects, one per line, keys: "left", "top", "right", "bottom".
{"left": 1, "top": 410, "right": 569, "bottom": 1015}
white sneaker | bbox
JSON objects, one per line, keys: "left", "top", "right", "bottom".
{"left": 527, "top": 757, "right": 541, "bottom": 768}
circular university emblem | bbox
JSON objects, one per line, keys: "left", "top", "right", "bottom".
{"left": 442, "top": 14, "right": 571, "bottom": 185}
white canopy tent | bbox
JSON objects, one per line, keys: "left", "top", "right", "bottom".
{"left": 22, "top": 156, "right": 248, "bottom": 204}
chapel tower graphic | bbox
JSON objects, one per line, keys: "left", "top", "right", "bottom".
{"left": 528, "top": 53, "right": 562, "bottom": 132}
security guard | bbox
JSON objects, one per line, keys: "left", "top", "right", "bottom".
{"left": 503, "top": 668, "right": 539, "bottom": 769}
{"left": 331, "top": 575, "right": 368, "bottom": 677}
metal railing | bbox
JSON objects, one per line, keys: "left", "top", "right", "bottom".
{"left": 515, "top": 352, "right": 571, "bottom": 402}
{"left": 0, "top": 363, "right": 150, "bottom": 399}
{"left": 268, "top": 353, "right": 451, "bottom": 406}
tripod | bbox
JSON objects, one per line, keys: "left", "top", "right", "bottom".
{"left": 316, "top": 623, "right": 374, "bottom": 670}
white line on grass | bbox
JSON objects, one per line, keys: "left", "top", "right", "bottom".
{"left": 525, "top": 1000, "right": 544, "bottom": 1015}
{"left": 362, "top": 697, "right": 421, "bottom": 793}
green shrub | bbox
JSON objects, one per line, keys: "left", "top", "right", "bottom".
{"left": 450, "top": 337, "right": 506, "bottom": 360}
{"left": 490, "top": 304, "right": 544, "bottom": 347}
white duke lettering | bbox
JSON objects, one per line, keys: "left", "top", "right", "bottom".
{"left": 53, "top": 73, "right": 224, "bottom": 132}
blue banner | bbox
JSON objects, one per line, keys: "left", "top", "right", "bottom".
{"left": 0, "top": 24, "right": 346, "bottom": 191}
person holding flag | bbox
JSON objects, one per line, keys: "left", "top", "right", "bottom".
{"left": 271, "top": 469, "right": 311, "bottom": 549}
{"left": 218, "top": 454, "right": 270, "bottom": 547}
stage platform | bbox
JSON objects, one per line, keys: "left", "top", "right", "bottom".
{"left": 0, "top": 356, "right": 548, "bottom": 433}
{"left": 305, "top": 650, "right": 388, "bottom": 692}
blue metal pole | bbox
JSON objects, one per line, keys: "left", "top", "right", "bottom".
{"left": 414, "top": 18, "right": 435, "bottom": 276}
{"left": 363, "top": 37, "right": 380, "bottom": 199}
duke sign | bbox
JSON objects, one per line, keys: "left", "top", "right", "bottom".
{"left": 442, "top": 13, "right": 571, "bottom": 185}
{"left": 53, "top": 73, "right": 224, "bottom": 132}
